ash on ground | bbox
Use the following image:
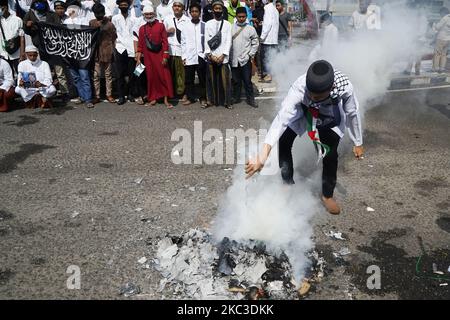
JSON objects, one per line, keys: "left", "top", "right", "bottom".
{"left": 152, "top": 229, "right": 326, "bottom": 300}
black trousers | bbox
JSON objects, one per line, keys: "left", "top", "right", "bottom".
{"left": 113, "top": 49, "right": 136, "bottom": 99}
{"left": 231, "top": 61, "right": 255, "bottom": 104}
{"left": 278, "top": 126, "right": 340, "bottom": 198}
{"left": 6, "top": 58, "right": 19, "bottom": 78}
{"left": 184, "top": 57, "right": 206, "bottom": 101}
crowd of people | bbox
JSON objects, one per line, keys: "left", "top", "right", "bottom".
{"left": 0, "top": 0, "right": 296, "bottom": 112}
{"left": 0, "top": 0, "right": 449, "bottom": 113}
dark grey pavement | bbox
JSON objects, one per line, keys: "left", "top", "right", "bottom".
{"left": 0, "top": 88, "right": 449, "bottom": 299}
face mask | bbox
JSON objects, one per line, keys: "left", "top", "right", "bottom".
{"left": 162, "top": 0, "right": 169, "bottom": 4}
{"left": 237, "top": 21, "right": 246, "bottom": 26}
{"left": 191, "top": 17, "right": 200, "bottom": 23}
{"left": 120, "top": 7, "right": 129, "bottom": 14}
{"left": 30, "top": 58, "right": 40, "bottom": 65}
{"left": 213, "top": 11, "right": 222, "bottom": 19}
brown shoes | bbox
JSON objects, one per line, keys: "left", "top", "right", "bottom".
{"left": 321, "top": 196, "right": 341, "bottom": 215}
{"left": 106, "top": 96, "right": 116, "bottom": 103}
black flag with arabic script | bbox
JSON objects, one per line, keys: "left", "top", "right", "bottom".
{"left": 37, "top": 22, "right": 99, "bottom": 69}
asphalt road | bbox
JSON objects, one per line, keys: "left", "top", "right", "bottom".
{"left": 0, "top": 88, "right": 449, "bottom": 300}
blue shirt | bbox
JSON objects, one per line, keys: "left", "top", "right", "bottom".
{"left": 245, "top": 5, "right": 253, "bottom": 26}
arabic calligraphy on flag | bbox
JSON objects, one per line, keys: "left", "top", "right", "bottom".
{"left": 38, "top": 22, "right": 99, "bottom": 69}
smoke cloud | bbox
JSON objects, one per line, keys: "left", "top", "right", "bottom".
{"left": 212, "top": 0, "right": 428, "bottom": 283}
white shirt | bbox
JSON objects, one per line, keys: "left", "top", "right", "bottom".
{"left": 111, "top": 4, "right": 142, "bottom": 18}
{"left": 322, "top": 23, "right": 338, "bottom": 51}
{"left": 181, "top": 20, "right": 205, "bottom": 65}
{"left": 366, "top": 4, "right": 381, "bottom": 30}
{"left": 348, "top": 11, "right": 368, "bottom": 30}
{"left": 435, "top": 14, "right": 450, "bottom": 41}
{"left": 204, "top": 18, "right": 232, "bottom": 64}
{"left": 79, "top": 0, "right": 113, "bottom": 19}
{"left": 17, "top": 59, "right": 53, "bottom": 87}
{"left": 349, "top": 7, "right": 381, "bottom": 31}
{"left": 63, "top": 16, "right": 90, "bottom": 26}
{"left": 0, "top": 58, "right": 13, "bottom": 91}
{"left": 112, "top": 13, "right": 141, "bottom": 57}
{"left": 104, "top": 0, "right": 118, "bottom": 16}
{"left": 13, "top": 0, "right": 33, "bottom": 14}
{"left": 164, "top": 14, "right": 189, "bottom": 57}
{"left": 0, "top": 14, "right": 24, "bottom": 60}
{"left": 132, "top": 17, "right": 146, "bottom": 42}
{"left": 157, "top": 1, "right": 174, "bottom": 23}
{"left": 260, "top": 2, "right": 279, "bottom": 45}
{"left": 264, "top": 73, "right": 363, "bottom": 147}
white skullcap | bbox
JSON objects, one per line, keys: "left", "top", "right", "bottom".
{"left": 173, "top": 0, "right": 184, "bottom": 5}
{"left": 143, "top": 5, "right": 154, "bottom": 13}
{"left": 25, "top": 45, "right": 38, "bottom": 53}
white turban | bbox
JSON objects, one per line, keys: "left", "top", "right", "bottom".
{"left": 25, "top": 45, "right": 38, "bottom": 53}
{"left": 143, "top": 5, "right": 154, "bottom": 13}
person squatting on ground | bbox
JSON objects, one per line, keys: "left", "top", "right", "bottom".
{"left": 15, "top": 45, "right": 56, "bottom": 109}
{"left": 245, "top": 60, "right": 365, "bottom": 215}
{"left": 0, "top": 57, "right": 15, "bottom": 112}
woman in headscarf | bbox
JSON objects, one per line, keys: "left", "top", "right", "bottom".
{"left": 135, "top": 5, "right": 174, "bottom": 108}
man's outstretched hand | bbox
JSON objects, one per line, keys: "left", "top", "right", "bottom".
{"left": 353, "top": 145, "right": 365, "bottom": 160}
{"left": 245, "top": 157, "right": 264, "bottom": 179}
{"left": 245, "top": 144, "right": 272, "bottom": 179}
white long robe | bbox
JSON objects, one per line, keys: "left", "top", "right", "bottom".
{"left": 15, "top": 59, "right": 56, "bottom": 102}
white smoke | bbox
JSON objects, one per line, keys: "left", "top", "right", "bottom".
{"left": 271, "top": 0, "right": 427, "bottom": 112}
{"left": 212, "top": 0, "right": 428, "bottom": 284}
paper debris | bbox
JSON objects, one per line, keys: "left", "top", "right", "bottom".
{"left": 71, "top": 211, "right": 80, "bottom": 218}
{"left": 433, "top": 263, "right": 444, "bottom": 275}
{"left": 119, "top": 283, "right": 141, "bottom": 297}
{"left": 333, "top": 247, "right": 351, "bottom": 258}
{"left": 134, "top": 177, "right": 144, "bottom": 184}
{"left": 366, "top": 207, "right": 375, "bottom": 212}
{"left": 325, "top": 231, "right": 346, "bottom": 240}
{"left": 138, "top": 257, "right": 147, "bottom": 264}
